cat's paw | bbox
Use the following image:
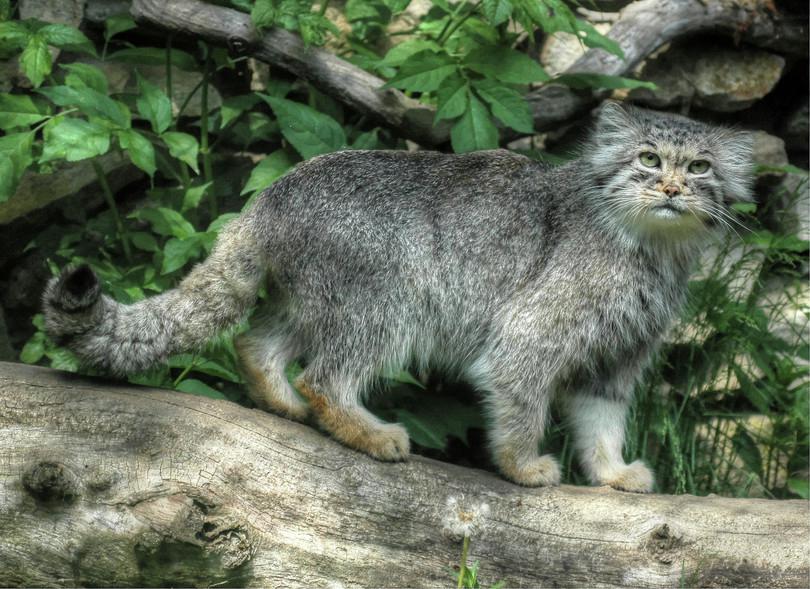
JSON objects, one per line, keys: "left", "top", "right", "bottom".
{"left": 356, "top": 422, "right": 411, "bottom": 462}
{"left": 501, "top": 454, "right": 561, "bottom": 487}
{"left": 604, "top": 460, "right": 654, "bottom": 493}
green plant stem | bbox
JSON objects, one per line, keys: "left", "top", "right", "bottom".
{"left": 199, "top": 46, "right": 216, "bottom": 219}
{"left": 173, "top": 355, "right": 198, "bottom": 387}
{"left": 92, "top": 160, "right": 132, "bottom": 263}
{"left": 438, "top": 0, "right": 480, "bottom": 45}
{"left": 437, "top": 0, "right": 468, "bottom": 44}
{"left": 457, "top": 535, "right": 470, "bottom": 589}
{"left": 318, "top": 0, "right": 329, "bottom": 17}
{"left": 166, "top": 34, "right": 174, "bottom": 127}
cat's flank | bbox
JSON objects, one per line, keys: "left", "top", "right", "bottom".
{"left": 43, "top": 102, "right": 753, "bottom": 492}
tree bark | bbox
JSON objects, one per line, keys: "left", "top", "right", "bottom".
{"left": 128, "top": 0, "right": 807, "bottom": 146}
{"left": 1, "top": 362, "right": 807, "bottom": 588}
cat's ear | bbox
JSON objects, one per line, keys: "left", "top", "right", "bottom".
{"left": 714, "top": 128, "right": 755, "bottom": 203}
{"left": 594, "top": 100, "right": 633, "bottom": 134}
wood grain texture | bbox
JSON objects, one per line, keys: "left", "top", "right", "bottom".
{"left": 1, "top": 361, "right": 807, "bottom": 588}
{"left": 129, "top": 0, "right": 806, "bottom": 145}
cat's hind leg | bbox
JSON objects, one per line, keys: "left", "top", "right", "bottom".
{"left": 565, "top": 392, "right": 654, "bottom": 493}
{"left": 294, "top": 363, "right": 410, "bottom": 462}
{"left": 235, "top": 324, "right": 309, "bottom": 422}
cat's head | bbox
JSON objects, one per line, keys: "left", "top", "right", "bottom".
{"left": 585, "top": 101, "right": 754, "bottom": 242}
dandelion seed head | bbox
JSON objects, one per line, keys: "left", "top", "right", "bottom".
{"left": 442, "top": 493, "right": 491, "bottom": 540}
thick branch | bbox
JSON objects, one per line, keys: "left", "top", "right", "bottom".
{"left": 1, "top": 362, "right": 807, "bottom": 587}
{"left": 129, "top": 0, "right": 447, "bottom": 146}
{"left": 129, "top": 0, "right": 806, "bottom": 145}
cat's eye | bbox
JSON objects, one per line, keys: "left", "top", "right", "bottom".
{"left": 688, "top": 160, "right": 711, "bottom": 174}
{"left": 639, "top": 152, "right": 660, "bottom": 168}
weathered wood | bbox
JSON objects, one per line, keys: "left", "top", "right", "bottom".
{"left": 129, "top": 0, "right": 448, "bottom": 147}
{"left": 128, "top": 0, "right": 807, "bottom": 145}
{"left": 1, "top": 361, "right": 807, "bottom": 588}
{"left": 0, "top": 150, "right": 141, "bottom": 225}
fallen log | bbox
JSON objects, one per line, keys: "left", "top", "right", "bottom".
{"left": 128, "top": 0, "right": 807, "bottom": 145}
{"left": 0, "top": 361, "right": 807, "bottom": 587}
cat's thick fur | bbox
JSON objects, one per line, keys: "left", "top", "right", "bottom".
{"left": 43, "top": 102, "right": 753, "bottom": 491}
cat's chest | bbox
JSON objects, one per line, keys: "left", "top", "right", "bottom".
{"left": 572, "top": 248, "right": 688, "bottom": 355}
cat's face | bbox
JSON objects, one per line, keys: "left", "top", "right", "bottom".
{"left": 586, "top": 102, "right": 753, "bottom": 241}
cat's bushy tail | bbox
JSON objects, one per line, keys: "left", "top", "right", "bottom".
{"left": 43, "top": 217, "right": 267, "bottom": 375}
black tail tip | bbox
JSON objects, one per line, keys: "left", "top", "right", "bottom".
{"left": 63, "top": 265, "right": 98, "bottom": 298}
{"left": 50, "top": 265, "right": 101, "bottom": 311}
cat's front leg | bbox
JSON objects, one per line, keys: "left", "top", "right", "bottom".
{"left": 470, "top": 360, "right": 560, "bottom": 487}
{"left": 565, "top": 392, "right": 654, "bottom": 493}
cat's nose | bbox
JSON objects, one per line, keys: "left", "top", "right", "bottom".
{"left": 663, "top": 184, "right": 681, "bottom": 197}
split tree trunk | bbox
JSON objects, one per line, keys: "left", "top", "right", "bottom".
{"left": 0, "top": 362, "right": 807, "bottom": 588}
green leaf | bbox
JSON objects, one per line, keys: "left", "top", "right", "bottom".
{"left": 482, "top": 0, "right": 512, "bottom": 26}
{"left": 161, "top": 236, "right": 203, "bottom": 274}
{"left": 383, "top": 0, "right": 411, "bottom": 14}
{"left": 787, "top": 478, "right": 809, "bottom": 499}
{"left": 20, "top": 335, "right": 44, "bottom": 364}
{"left": 450, "top": 92, "right": 498, "bottom": 153}
{"left": 382, "top": 369, "right": 425, "bottom": 389}
{"left": 40, "top": 118, "right": 110, "bottom": 162}
{"left": 0, "top": 154, "right": 14, "bottom": 203}
{"left": 136, "top": 72, "right": 172, "bottom": 134}
{"left": 576, "top": 19, "right": 623, "bottom": 58}
{"left": 464, "top": 45, "right": 548, "bottom": 84}
{"left": 0, "top": 21, "right": 30, "bottom": 50}
{"left": 241, "top": 149, "right": 295, "bottom": 195}
{"left": 472, "top": 78, "right": 533, "bottom": 133}
{"left": 130, "top": 207, "right": 195, "bottom": 239}
{"left": 0, "top": 130, "right": 33, "bottom": 197}
{"left": 169, "top": 354, "right": 241, "bottom": 382}
{"left": 731, "top": 202, "right": 757, "bottom": 214}
{"left": 182, "top": 181, "right": 212, "bottom": 212}
{"left": 116, "top": 128, "right": 156, "bottom": 176}
{"left": 40, "top": 23, "right": 96, "bottom": 55}
{"left": 104, "top": 14, "right": 137, "bottom": 42}
{"left": 20, "top": 34, "right": 51, "bottom": 88}
{"left": 385, "top": 50, "right": 457, "bottom": 92}
{"left": 261, "top": 95, "right": 346, "bottom": 159}
{"left": 176, "top": 378, "right": 227, "bottom": 400}
{"left": 45, "top": 347, "right": 80, "bottom": 371}
{"left": 379, "top": 39, "right": 441, "bottom": 68}
{"left": 435, "top": 74, "right": 468, "bottom": 122}
{"left": 351, "top": 128, "right": 380, "bottom": 150}
{"left": 554, "top": 73, "right": 655, "bottom": 90}
{"left": 220, "top": 94, "right": 262, "bottom": 128}
{"left": 61, "top": 62, "right": 108, "bottom": 94}
{"left": 130, "top": 231, "right": 159, "bottom": 252}
{"left": 0, "top": 93, "right": 50, "bottom": 129}
{"left": 37, "top": 85, "right": 131, "bottom": 128}
{"left": 162, "top": 131, "right": 199, "bottom": 173}
{"left": 108, "top": 47, "right": 198, "bottom": 71}
{"left": 251, "top": 0, "right": 276, "bottom": 29}
{"left": 0, "top": 0, "right": 9, "bottom": 21}
{"left": 207, "top": 213, "right": 239, "bottom": 233}
{"left": 731, "top": 428, "right": 763, "bottom": 480}
{"left": 346, "top": 0, "right": 381, "bottom": 21}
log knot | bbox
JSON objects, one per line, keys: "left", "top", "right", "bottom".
{"left": 227, "top": 35, "right": 254, "bottom": 56}
{"left": 645, "top": 523, "right": 685, "bottom": 564}
{"left": 22, "top": 461, "right": 79, "bottom": 503}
